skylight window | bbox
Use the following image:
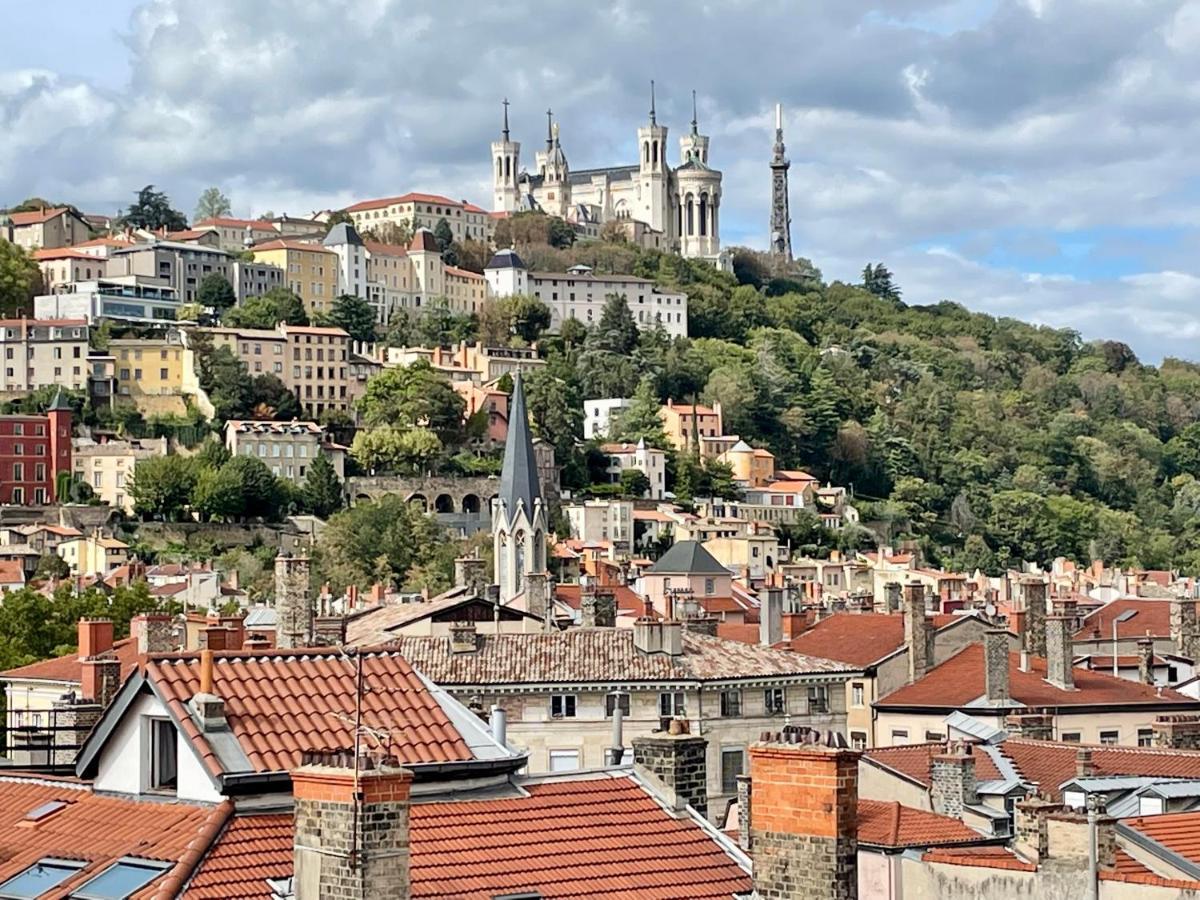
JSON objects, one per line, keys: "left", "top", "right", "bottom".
{"left": 70, "top": 858, "right": 170, "bottom": 900}
{"left": 24, "top": 800, "right": 67, "bottom": 822}
{"left": 0, "top": 858, "right": 85, "bottom": 898}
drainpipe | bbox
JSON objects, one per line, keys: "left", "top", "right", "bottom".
{"left": 1087, "top": 795, "right": 1100, "bottom": 900}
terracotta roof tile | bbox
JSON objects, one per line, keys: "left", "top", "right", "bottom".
{"left": 1076, "top": 598, "right": 1185, "bottom": 640}
{"left": 1, "top": 636, "right": 139, "bottom": 683}
{"left": 553, "top": 584, "right": 644, "bottom": 616}
{"left": 999, "top": 738, "right": 1200, "bottom": 801}
{"left": 9, "top": 207, "right": 70, "bottom": 226}
{"left": 0, "top": 775, "right": 230, "bottom": 900}
{"left": 188, "top": 775, "right": 750, "bottom": 899}
{"left": 857, "top": 799, "right": 988, "bottom": 848}
{"left": 1120, "top": 810, "right": 1200, "bottom": 868}
{"left": 784, "top": 613, "right": 906, "bottom": 666}
{"left": 195, "top": 217, "right": 277, "bottom": 231}
{"left": 386, "top": 629, "right": 854, "bottom": 686}
{"left": 876, "top": 643, "right": 1198, "bottom": 709}
{"left": 863, "top": 742, "right": 1004, "bottom": 786}
{"left": 922, "top": 846, "right": 1038, "bottom": 872}
{"left": 146, "top": 648, "right": 474, "bottom": 776}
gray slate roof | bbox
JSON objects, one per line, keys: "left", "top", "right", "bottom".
{"left": 323, "top": 222, "right": 363, "bottom": 247}
{"left": 486, "top": 247, "right": 526, "bottom": 270}
{"left": 498, "top": 372, "right": 541, "bottom": 520}
{"left": 646, "top": 540, "right": 729, "bottom": 576}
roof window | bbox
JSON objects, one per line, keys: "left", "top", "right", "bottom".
{"left": 69, "top": 858, "right": 170, "bottom": 899}
{"left": 0, "top": 858, "right": 85, "bottom": 898}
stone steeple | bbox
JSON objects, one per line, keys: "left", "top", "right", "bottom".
{"left": 769, "top": 101, "right": 792, "bottom": 260}
{"left": 494, "top": 372, "right": 547, "bottom": 602}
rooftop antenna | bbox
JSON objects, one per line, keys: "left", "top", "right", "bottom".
{"left": 650, "top": 79, "right": 657, "bottom": 125}
{"left": 691, "top": 89, "right": 698, "bottom": 134}
{"left": 502, "top": 97, "right": 510, "bottom": 141}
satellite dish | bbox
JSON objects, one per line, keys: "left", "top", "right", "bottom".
{"left": 985, "top": 603, "right": 997, "bottom": 618}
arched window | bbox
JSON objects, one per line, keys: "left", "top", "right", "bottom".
{"left": 686, "top": 197, "right": 694, "bottom": 236}
{"left": 504, "top": 156, "right": 511, "bottom": 179}
{"left": 652, "top": 140, "right": 658, "bottom": 167}
{"left": 496, "top": 158, "right": 502, "bottom": 180}
{"left": 699, "top": 194, "right": 708, "bottom": 236}
{"left": 644, "top": 142, "right": 650, "bottom": 164}
{"left": 677, "top": 201, "right": 683, "bottom": 236}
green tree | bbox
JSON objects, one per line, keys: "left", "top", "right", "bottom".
{"left": 508, "top": 295, "right": 553, "bottom": 343}
{"left": 248, "top": 374, "right": 300, "bottom": 420}
{"left": 197, "top": 345, "right": 253, "bottom": 422}
{"left": 223, "top": 287, "right": 308, "bottom": 328}
{"left": 356, "top": 361, "right": 465, "bottom": 440}
{"left": 129, "top": 455, "right": 199, "bottom": 521}
{"left": 587, "top": 294, "right": 640, "bottom": 356}
{"left": 324, "top": 210, "right": 353, "bottom": 231}
{"left": 612, "top": 377, "right": 669, "bottom": 448}
{"left": 0, "top": 241, "right": 42, "bottom": 316}
{"left": 194, "top": 186, "right": 232, "bottom": 221}
{"left": 193, "top": 456, "right": 283, "bottom": 521}
{"left": 313, "top": 495, "right": 451, "bottom": 591}
{"left": 350, "top": 426, "right": 442, "bottom": 474}
{"left": 862, "top": 263, "right": 902, "bottom": 303}
{"left": 33, "top": 552, "right": 70, "bottom": 580}
{"left": 547, "top": 217, "right": 577, "bottom": 249}
{"left": 302, "top": 453, "right": 343, "bottom": 518}
{"left": 122, "top": 185, "right": 187, "bottom": 231}
{"left": 433, "top": 218, "right": 454, "bottom": 254}
{"left": 328, "top": 293, "right": 377, "bottom": 343}
{"left": 196, "top": 273, "right": 237, "bottom": 313}
{"left": 619, "top": 467, "right": 650, "bottom": 498}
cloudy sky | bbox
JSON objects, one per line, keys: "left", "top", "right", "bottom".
{"left": 4, "top": 0, "right": 1200, "bottom": 362}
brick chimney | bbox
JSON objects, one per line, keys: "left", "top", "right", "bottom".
{"left": 188, "top": 648, "right": 226, "bottom": 733}
{"left": 1004, "top": 712, "right": 1054, "bottom": 741}
{"left": 275, "top": 553, "right": 312, "bottom": 649}
{"left": 1022, "top": 577, "right": 1047, "bottom": 658}
{"left": 931, "top": 741, "right": 978, "bottom": 819}
{"left": 1076, "top": 748, "right": 1096, "bottom": 778}
{"left": 78, "top": 618, "right": 121, "bottom": 706}
{"left": 313, "top": 616, "right": 348, "bottom": 647}
{"left": 760, "top": 587, "right": 783, "bottom": 647}
{"left": 634, "top": 618, "right": 683, "bottom": 657}
{"left": 1045, "top": 615, "right": 1075, "bottom": 691}
{"left": 884, "top": 581, "right": 902, "bottom": 614}
{"left": 133, "top": 613, "right": 174, "bottom": 654}
{"left": 904, "top": 582, "right": 931, "bottom": 683}
{"left": 1170, "top": 599, "right": 1200, "bottom": 660}
{"left": 632, "top": 720, "right": 709, "bottom": 817}
{"left": 983, "top": 629, "right": 1010, "bottom": 705}
{"left": 1138, "top": 636, "right": 1155, "bottom": 685}
{"left": 748, "top": 733, "right": 860, "bottom": 900}
{"left": 198, "top": 626, "right": 229, "bottom": 652}
{"left": 219, "top": 616, "right": 245, "bottom": 651}
{"left": 581, "top": 579, "right": 616, "bottom": 628}
{"left": 78, "top": 617, "right": 113, "bottom": 660}
{"left": 292, "top": 752, "right": 412, "bottom": 900}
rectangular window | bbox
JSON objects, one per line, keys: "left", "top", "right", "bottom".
{"left": 659, "top": 691, "right": 685, "bottom": 717}
{"left": 548, "top": 749, "right": 580, "bottom": 773}
{"left": 852, "top": 682, "right": 865, "bottom": 707}
{"left": 764, "top": 687, "right": 786, "bottom": 715}
{"left": 890, "top": 729, "right": 909, "bottom": 745}
{"left": 850, "top": 731, "right": 868, "bottom": 750}
{"left": 550, "top": 694, "right": 577, "bottom": 719}
{"left": 605, "top": 693, "right": 630, "bottom": 718}
{"left": 1138, "top": 728, "right": 1154, "bottom": 748}
{"left": 1099, "top": 730, "right": 1119, "bottom": 746}
{"left": 69, "top": 859, "right": 171, "bottom": 899}
{"left": 719, "top": 689, "right": 741, "bottom": 717}
{"left": 149, "top": 718, "right": 177, "bottom": 790}
{"left": 720, "top": 748, "right": 745, "bottom": 794}
{"left": 925, "top": 731, "right": 946, "bottom": 742}
{"left": 0, "top": 858, "right": 87, "bottom": 897}
{"left": 807, "top": 684, "right": 829, "bottom": 713}
{"left": 1061, "top": 732, "right": 1082, "bottom": 743}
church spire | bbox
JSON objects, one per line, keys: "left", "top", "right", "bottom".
{"left": 649, "top": 79, "right": 657, "bottom": 125}
{"left": 499, "top": 371, "right": 542, "bottom": 521}
{"left": 502, "top": 97, "right": 510, "bottom": 141}
{"left": 769, "top": 101, "right": 793, "bottom": 260}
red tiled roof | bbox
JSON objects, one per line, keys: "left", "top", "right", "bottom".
{"left": 409, "top": 229, "right": 439, "bottom": 252}
{"left": 364, "top": 240, "right": 408, "bottom": 257}
{"left": 188, "top": 775, "right": 750, "bottom": 899}
{"left": 166, "top": 229, "right": 209, "bottom": 241}
{"left": 863, "top": 742, "right": 1004, "bottom": 787}
{"left": 445, "top": 265, "right": 484, "bottom": 280}
{"left": 184, "top": 813, "right": 292, "bottom": 899}
{"left": 251, "top": 239, "right": 332, "bottom": 254}
{"left": 1076, "top": 598, "right": 1183, "bottom": 640}
{"left": 784, "top": 613, "right": 906, "bottom": 666}
{"left": 9, "top": 206, "right": 70, "bottom": 226}
{"left": 857, "top": 799, "right": 987, "bottom": 848}
{"left": 145, "top": 648, "right": 475, "bottom": 777}
{"left": 32, "top": 248, "right": 96, "bottom": 261}
{"left": 553, "top": 584, "right": 644, "bottom": 616}
{"left": 195, "top": 217, "right": 277, "bottom": 231}
{"left": 716, "top": 622, "right": 760, "bottom": 644}
{"left": 922, "top": 846, "right": 1037, "bottom": 872}
{"left": 1000, "top": 739, "right": 1200, "bottom": 800}
{"left": 1120, "top": 810, "right": 1200, "bottom": 867}
{"left": 876, "top": 643, "right": 1198, "bottom": 709}
{"left": 0, "top": 559, "right": 24, "bottom": 586}
{"left": 1, "top": 636, "right": 139, "bottom": 683}
{"left": 0, "top": 776, "right": 230, "bottom": 899}
{"left": 345, "top": 192, "right": 461, "bottom": 213}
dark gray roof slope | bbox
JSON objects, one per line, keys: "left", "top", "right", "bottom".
{"left": 646, "top": 540, "right": 729, "bottom": 576}
{"left": 498, "top": 372, "right": 541, "bottom": 520}
{"left": 486, "top": 247, "right": 526, "bottom": 270}
{"left": 322, "top": 222, "right": 363, "bottom": 246}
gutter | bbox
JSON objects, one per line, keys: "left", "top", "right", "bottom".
{"left": 1115, "top": 822, "right": 1200, "bottom": 881}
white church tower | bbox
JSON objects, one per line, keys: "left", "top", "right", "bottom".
{"left": 636, "top": 80, "right": 669, "bottom": 233}
{"left": 493, "top": 372, "right": 546, "bottom": 603}
{"left": 491, "top": 98, "right": 520, "bottom": 213}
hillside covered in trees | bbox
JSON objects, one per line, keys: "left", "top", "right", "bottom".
{"left": 494, "top": 231, "right": 1200, "bottom": 576}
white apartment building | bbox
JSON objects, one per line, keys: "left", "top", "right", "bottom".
{"left": 224, "top": 420, "right": 345, "bottom": 482}
{"left": 73, "top": 436, "right": 167, "bottom": 513}
{"left": 0, "top": 318, "right": 89, "bottom": 392}
{"left": 583, "top": 398, "right": 632, "bottom": 440}
{"left": 564, "top": 499, "right": 634, "bottom": 554}
{"left": 343, "top": 192, "right": 494, "bottom": 243}
{"left": 599, "top": 439, "right": 667, "bottom": 499}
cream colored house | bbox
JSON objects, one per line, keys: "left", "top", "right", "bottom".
{"left": 344, "top": 191, "right": 493, "bottom": 244}
{"left": 73, "top": 436, "right": 167, "bottom": 512}
{"left": 224, "top": 419, "right": 345, "bottom": 482}
{"left": 57, "top": 534, "right": 129, "bottom": 577}
{"left": 0, "top": 318, "right": 89, "bottom": 392}
{"left": 8, "top": 207, "right": 90, "bottom": 250}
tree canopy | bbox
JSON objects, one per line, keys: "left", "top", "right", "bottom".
{"left": 122, "top": 185, "right": 187, "bottom": 231}
{"left": 194, "top": 187, "right": 232, "bottom": 222}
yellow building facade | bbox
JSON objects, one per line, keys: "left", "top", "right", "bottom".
{"left": 250, "top": 240, "right": 338, "bottom": 316}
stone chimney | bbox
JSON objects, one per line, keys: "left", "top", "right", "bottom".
{"left": 1004, "top": 712, "right": 1053, "bottom": 741}
{"left": 904, "top": 582, "right": 931, "bottom": 683}
{"left": 1022, "top": 577, "right": 1047, "bottom": 658}
{"left": 313, "top": 616, "right": 348, "bottom": 646}
{"left": 449, "top": 621, "right": 478, "bottom": 654}
{"left": 1138, "top": 636, "right": 1155, "bottom": 685}
{"left": 581, "top": 580, "right": 616, "bottom": 628}
{"left": 931, "top": 741, "right": 978, "bottom": 819}
{"left": 133, "top": 613, "right": 174, "bottom": 654}
{"left": 1045, "top": 615, "right": 1074, "bottom": 691}
{"left": 524, "top": 571, "right": 549, "bottom": 628}
{"left": 1153, "top": 714, "right": 1200, "bottom": 749}
{"left": 632, "top": 720, "right": 709, "bottom": 817}
{"left": 760, "top": 587, "right": 783, "bottom": 647}
{"left": 748, "top": 732, "right": 860, "bottom": 900}
{"left": 292, "top": 752, "right": 412, "bottom": 900}
{"left": 454, "top": 556, "right": 488, "bottom": 596}
{"left": 634, "top": 618, "right": 683, "bottom": 657}
{"left": 275, "top": 553, "right": 312, "bottom": 649}
{"left": 1171, "top": 599, "right": 1200, "bottom": 660}
{"left": 198, "top": 626, "right": 229, "bottom": 652}
{"left": 984, "top": 629, "right": 1010, "bottom": 705}
{"left": 884, "top": 581, "right": 902, "bottom": 614}
{"left": 189, "top": 648, "right": 226, "bottom": 732}
{"left": 1075, "top": 748, "right": 1096, "bottom": 778}
{"left": 683, "top": 615, "right": 718, "bottom": 636}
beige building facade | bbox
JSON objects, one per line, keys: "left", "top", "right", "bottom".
{"left": 0, "top": 318, "right": 89, "bottom": 392}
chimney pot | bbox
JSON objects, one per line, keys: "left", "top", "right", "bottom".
{"left": 78, "top": 617, "right": 114, "bottom": 660}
